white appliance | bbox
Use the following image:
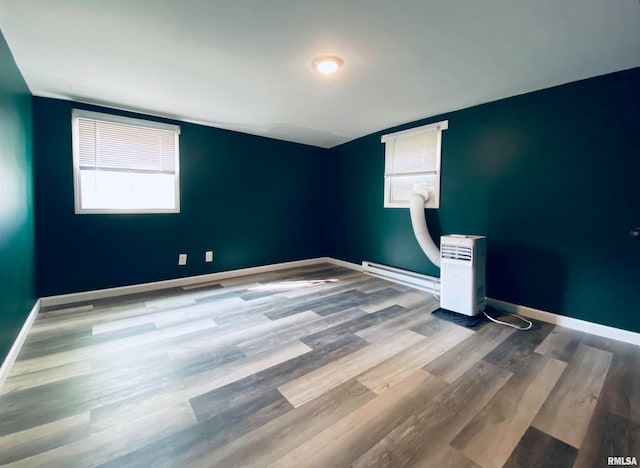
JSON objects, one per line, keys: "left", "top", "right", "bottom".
{"left": 440, "top": 235, "right": 486, "bottom": 316}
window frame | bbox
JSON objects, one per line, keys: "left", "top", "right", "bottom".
{"left": 71, "top": 108, "right": 181, "bottom": 215}
{"left": 381, "top": 120, "right": 448, "bottom": 209}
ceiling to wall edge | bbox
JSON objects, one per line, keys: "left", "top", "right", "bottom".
{"left": 27, "top": 65, "right": 639, "bottom": 151}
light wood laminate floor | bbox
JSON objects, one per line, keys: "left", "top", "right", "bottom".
{"left": 0, "top": 264, "right": 638, "bottom": 467}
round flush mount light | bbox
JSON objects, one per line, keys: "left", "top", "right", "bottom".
{"left": 312, "top": 56, "right": 344, "bottom": 74}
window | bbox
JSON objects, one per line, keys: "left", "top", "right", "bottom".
{"left": 72, "top": 109, "right": 180, "bottom": 214}
{"left": 381, "top": 120, "right": 448, "bottom": 208}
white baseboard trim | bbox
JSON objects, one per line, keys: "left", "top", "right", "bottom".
{"left": 487, "top": 298, "right": 640, "bottom": 346}
{"left": 29, "top": 257, "right": 640, "bottom": 348}
{"left": 326, "top": 257, "right": 362, "bottom": 272}
{"left": 40, "top": 258, "right": 328, "bottom": 308}
{"left": 0, "top": 299, "right": 40, "bottom": 391}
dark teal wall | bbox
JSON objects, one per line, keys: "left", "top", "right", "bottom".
{"left": 0, "top": 31, "right": 36, "bottom": 361}
{"left": 25, "top": 66, "right": 640, "bottom": 335}
{"left": 34, "top": 98, "right": 328, "bottom": 296}
{"left": 327, "top": 68, "right": 640, "bottom": 333}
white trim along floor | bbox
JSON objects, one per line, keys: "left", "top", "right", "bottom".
{"left": 2, "top": 257, "right": 637, "bottom": 390}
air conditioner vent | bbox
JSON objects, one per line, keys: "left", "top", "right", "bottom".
{"left": 441, "top": 244, "right": 473, "bottom": 262}
{"left": 440, "top": 235, "right": 486, "bottom": 317}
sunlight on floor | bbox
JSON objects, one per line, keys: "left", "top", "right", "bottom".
{"left": 249, "top": 279, "right": 339, "bottom": 291}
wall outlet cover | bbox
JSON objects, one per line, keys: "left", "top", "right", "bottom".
{"left": 178, "top": 253, "right": 187, "bottom": 265}
{"left": 205, "top": 251, "right": 213, "bottom": 262}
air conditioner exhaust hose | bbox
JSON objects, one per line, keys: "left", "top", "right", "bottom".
{"left": 409, "top": 192, "right": 441, "bottom": 267}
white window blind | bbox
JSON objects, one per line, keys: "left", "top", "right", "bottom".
{"left": 381, "top": 120, "right": 448, "bottom": 208}
{"left": 77, "top": 120, "right": 177, "bottom": 173}
{"left": 385, "top": 128, "right": 438, "bottom": 176}
{"left": 72, "top": 109, "right": 181, "bottom": 214}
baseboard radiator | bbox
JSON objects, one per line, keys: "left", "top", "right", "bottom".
{"left": 361, "top": 261, "right": 440, "bottom": 295}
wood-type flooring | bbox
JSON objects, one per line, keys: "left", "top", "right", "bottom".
{"left": 0, "top": 264, "right": 638, "bottom": 467}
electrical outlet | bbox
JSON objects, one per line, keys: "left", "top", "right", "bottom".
{"left": 178, "top": 253, "right": 187, "bottom": 265}
{"left": 205, "top": 251, "right": 213, "bottom": 262}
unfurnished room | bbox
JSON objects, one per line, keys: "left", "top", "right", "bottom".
{"left": 0, "top": 1, "right": 638, "bottom": 467}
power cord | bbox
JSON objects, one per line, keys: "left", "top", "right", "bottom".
{"left": 431, "top": 280, "right": 529, "bottom": 330}
{"left": 483, "top": 305, "right": 532, "bottom": 331}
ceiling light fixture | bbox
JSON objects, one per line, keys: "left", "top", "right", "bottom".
{"left": 312, "top": 56, "right": 344, "bottom": 74}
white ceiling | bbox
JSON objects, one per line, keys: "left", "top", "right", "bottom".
{"left": 0, "top": 1, "right": 638, "bottom": 148}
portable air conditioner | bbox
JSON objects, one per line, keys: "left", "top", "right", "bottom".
{"left": 440, "top": 235, "right": 486, "bottom": 316}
